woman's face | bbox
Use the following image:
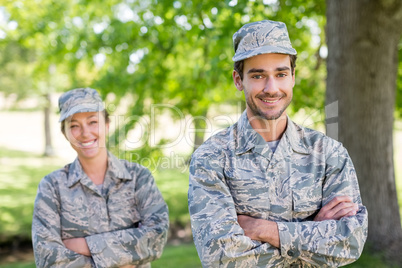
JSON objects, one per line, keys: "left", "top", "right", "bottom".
{"left": 64, "top": 111, "right": 109, "bottom": 161}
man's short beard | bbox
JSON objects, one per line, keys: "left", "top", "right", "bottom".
{"left": 246, "top": 96, "right": 291, "bottom": 121}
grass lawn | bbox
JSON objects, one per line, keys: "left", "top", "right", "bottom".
{"left": 0, "top": 261, "right": 35, "bottom": 268}
{"left": 0, "top": 244, "right": 202, "bottom": 268}
{"left": 153, "top": 244, "right": 201, "bottom": 268}
{"left": 1, "top": 144, "right": 401, "bottom": 267}
{"left": 0, "top": 244, "right": 397, "bottom": 268}
{"left": 0, "top": 148, "right": 63, "bottom": 242}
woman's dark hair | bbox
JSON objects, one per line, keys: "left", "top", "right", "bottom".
{"left": 61, "top": 110, "right": 110, "bottom": 136}
{"left": 233, "top": 54, "right": 297, "bottom": 80}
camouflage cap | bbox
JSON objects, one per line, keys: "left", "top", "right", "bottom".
{"left": 58, "top": 88, "right": 104, "bottom": 122}
{"left": 232, "top": 20, "right": 297, "bottom": 62}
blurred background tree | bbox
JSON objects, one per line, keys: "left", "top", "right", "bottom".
{"left": 326, "top": 0, "right": 402, "bottom": 264}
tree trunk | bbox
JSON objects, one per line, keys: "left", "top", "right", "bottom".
{"left": 192, "top": 109, "right": 208, "bottom": 155}
{"left": 326, "top": 0, "right": 402, "bottom": 263}
{"left": 43, "top": 93, "right": 54, "bottom": 157}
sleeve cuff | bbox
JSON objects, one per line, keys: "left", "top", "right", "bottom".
{"left": 277, "top": 222, "right": 301, "bottom": 260}
{"left": 85, "top": 234, "right": 107, "bottom": 254}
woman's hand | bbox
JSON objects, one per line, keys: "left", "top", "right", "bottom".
{"left": 62, "top": 237, "right": 91, "bottom": 256}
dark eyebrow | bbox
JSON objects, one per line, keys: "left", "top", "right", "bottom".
{"left": 276, "top": 66, "right": 291, "bottom": 72}
{"left": 247, "top": 68, "right": 265, "bottom": 74}
{"left": 247, "top": 66, "right": 291, "bottom": 74}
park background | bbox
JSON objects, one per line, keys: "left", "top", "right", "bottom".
{"left": 0, "top": 0, "right": 402, "bottom": 267}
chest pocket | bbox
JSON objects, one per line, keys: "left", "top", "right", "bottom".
{"left": 225, "top": 155, "right": 271, "bottom": 219}
{"left": 108, "top": 187, "right": 140, "bottom": 228}
{"left": 60, "top": 197, "right": 93, "bottom": 238}
{"left": 289, "top": 150, "right": 326, "bottom": 221}
{"left": 292, "top": 185, "right": 322, "bottom": 221}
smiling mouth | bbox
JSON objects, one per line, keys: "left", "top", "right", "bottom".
{"left": 80, "top": 140, "right": 97, "bottom": 147}
{"left": 261, "top": 98, "right": 281, "bottom": 104}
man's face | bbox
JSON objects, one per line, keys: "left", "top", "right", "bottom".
{"left": 233, "top": 53, "right": 295, "bottom": 121}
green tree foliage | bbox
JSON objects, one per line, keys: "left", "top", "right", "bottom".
{"left": 0, "top": 1, "right": 72, "bottom": 97}
{"left": 0, "top": 0, "right": 329, "bottom": 155}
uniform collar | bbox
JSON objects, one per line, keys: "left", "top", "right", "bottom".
{"left": 284, "top": 117, "right": 310, "bottom": 155}
{"left": 66, "top": 151, "right": 132, "bottom": 188}
{"left": 106, "top": 152, "right": 132, "bottom": 180}
{"left": 235, "top": 111, "right": 264, "bottom": 155}
{"left": 235, "top": 111, "right": 310, "bottom": 155}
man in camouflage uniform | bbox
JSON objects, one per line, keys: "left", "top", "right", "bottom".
{"left": 188, "top": 20, "right": 368, "bottom": 267}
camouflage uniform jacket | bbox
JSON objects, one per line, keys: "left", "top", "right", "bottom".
{"left": 188, "top": 111, "right": 368, "bottom": 267}
{"left": 32, "top": 151, "right": 169, "bottom": 268}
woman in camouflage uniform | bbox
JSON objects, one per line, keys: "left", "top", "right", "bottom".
{"left": 32, "top": 88, "right": 169, "bottom": 268}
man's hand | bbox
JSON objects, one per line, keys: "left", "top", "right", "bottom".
{"left": 314, "top": 195, "right": 358, "bottom": 221}
{"left": 63, "top": 237, "right": 91, "bottom": 256}
{"left": 237, "top": 196, "right": 357, "bottom": 247}
{"left": 237, "top": 215, "right": 280, "bottom": 248}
